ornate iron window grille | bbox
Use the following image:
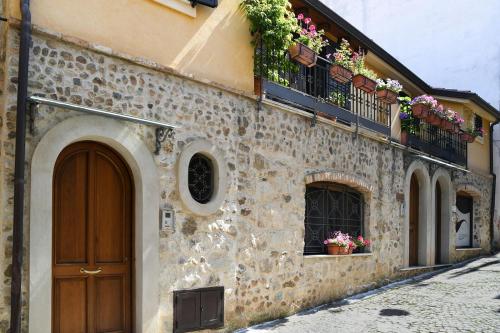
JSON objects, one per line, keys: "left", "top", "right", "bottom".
{"left": 304, "top": 183, "right": 363, "bottom": 255}
{"left": 188, "top": 153, "right": 214, "bottom": 204}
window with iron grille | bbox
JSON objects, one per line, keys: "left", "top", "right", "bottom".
{"left": 188, "top": 153, "right": 214, "bottom": 204}
{"left": 304, "top": 183, "right": 363, "bottom": 255}
{"left": 474, "top": 114, "right": 483, "bottom": 137}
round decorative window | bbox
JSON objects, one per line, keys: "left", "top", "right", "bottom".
{"left": 178, "top": 139, "right": 228, "bottom": 216}
{"left": 188, "top": 153, "right": 214, "bottom": 204}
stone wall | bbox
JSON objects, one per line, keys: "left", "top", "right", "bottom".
{"left": 0, "top": 28, "right": 494, "bottom": 332}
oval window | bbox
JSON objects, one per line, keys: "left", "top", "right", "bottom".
{"left": 188, "top": 153, "right": 214, "bottom": 204}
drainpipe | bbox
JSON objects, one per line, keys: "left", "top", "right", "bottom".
{"left": 10, "top": 1, "right": 31, "bottom": 332}
{"left": 490, "top": 120, "right": 499, "bottom": 253}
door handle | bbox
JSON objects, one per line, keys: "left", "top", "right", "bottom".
{"left": 80, "top": 267, "right": 102, "bottom": 275}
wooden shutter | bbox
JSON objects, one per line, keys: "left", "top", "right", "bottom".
{"left": 174, "top": 287, "right": 224, "bottom": 333}
{"left": 200, "top": 287, "right": 224, "bottom": 328}
{"left": 174, "top": 291, "right": 200, "bottom": 333}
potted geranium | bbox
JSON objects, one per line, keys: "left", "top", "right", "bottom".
{"left": 327, "top": 38, "right": 354, "bottom": 83}
{"left": 352, "top": 50, "right": 378, "bottom": 93}
{"left": 440, "top": 108, "right": 457, "bottom": 132}
{"left": 452, "top": 112, "right": 465, "bottom": 134}
{"left": 324, "top": 231, "right": 351, "bottom": 255}
{"left": 426, "top": 104, "right": 444, "bottom": 126}
{"left": 410, "top": 95, "right": 437, "bottom": 119}
{"left": 376, "top": 78, "right": 403, "bottom": 104}
{"left": 353, "top": 235, "right": 370, "bottom": 253}
{"left": 288, "top": 13, "right": 328, "bottom": 67}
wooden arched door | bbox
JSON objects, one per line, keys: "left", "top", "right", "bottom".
{"left": 52, "top": 142, "right": 133, "bottom": 333}
{"left": 409, "top": 174, "right": 419, "bottom": 266}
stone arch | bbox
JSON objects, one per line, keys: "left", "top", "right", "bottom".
{"left": 404, "top": 160, "right": 432, "bottom": 267}
{"left": 455, "top": 184, "right": 482, "bottom": 198}
{"left": 29, "top": 115, "right": 160, "bottom": 333}
{"left": 305, "top": 171, "right": 374, "bottom": 198}
{"left": 431, "top": 168, "right": 453, "bottom": 264}
{"left": 455, "top": 183, "right": 482, "bottom": 248}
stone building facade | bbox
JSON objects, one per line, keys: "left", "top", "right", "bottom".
{"left": 0, "top": 23, "right": 495, "bottom": 332}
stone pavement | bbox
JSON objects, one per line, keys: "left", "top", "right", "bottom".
{"left": 238, "top": 254, "right": 500, "bottom": 333}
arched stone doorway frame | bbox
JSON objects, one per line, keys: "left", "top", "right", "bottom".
{"left": 404, "top": 160, "right": 432, "bottom": 267}
{"left": 430, "top": 168, "right": 453, "bottom": 265}
{"left": 29, "top": 115, "right": 160, "bottom": 333}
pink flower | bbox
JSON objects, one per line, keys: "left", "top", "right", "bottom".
{"left": 304, "top": 17, "right": 311, "bottom": 24}
{"left": 309, "top": 24, "right": 316, "bottom": 31}
{"left": 297, "top": 13, "right": 304, "bottom": 20}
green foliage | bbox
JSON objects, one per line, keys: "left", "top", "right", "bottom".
{"left": 240, "top": 0, "right": 296, "bottom": 51}
{"left": 330, "top": 91, "right": 347, "bottom": 107}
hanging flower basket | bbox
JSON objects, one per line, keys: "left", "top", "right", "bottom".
{"left": 330, "top": 64, "right": 353, "bottom": 83}
{"left": 426, "top": 112, "right": 442, "bottom": 126}
{"left": 376, "top": 89, "right": 398, "bottom": 104}
{"left": 326, "top": 244, "right": 344, "bottom": 255}
{"left": 289, "top": 43, "right": 317, "bottom": 67}
{"left": 412, "top": 103, "right": 430, "bottom": 119}
{"left": 353, "top": 74, "right": 377, "bottom": 94}
{"left": 460, "top": 132, "right": 476, "bottom": 143}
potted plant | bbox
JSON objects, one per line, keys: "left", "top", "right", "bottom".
{"left": 398, "top": 96, "right": 415, "bottom": 145}
{"left": 426, "top": 104, "right": 444, "bottom": 126}
{"left": 288, "top": 13, "right": 328, "bottom": 67}
{"left": 440, "top": 108, "right": 457, "bottom": 132}
{"left": 410, "top": 95, "right": 437, "bottom": 119}
{"left": 324, "top": 231, "right": 351, "bottom": 255}
{"left": 327, "top": 38, "right": 353, "bottom": 83}
{"left": 352, "top": 235, "right": 370, "bottom": 254}
{"left": 352, "top": 50, "right": 378, "bottom": 93}
{"left": 376, "top": 78, "right": 403, "bottom": 104}
{"left": 460, "top": 126, "right": 483, "bottom": 143}
{"left": 452, "top": 112, "right": 465, "bottom": 134}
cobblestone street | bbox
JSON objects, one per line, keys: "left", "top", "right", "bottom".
{"left": 240, "top": 254, "right": 500, "bottom": 333}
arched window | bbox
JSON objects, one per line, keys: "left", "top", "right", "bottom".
{"left": 304, "top": 183, "right": 363, "bottom": 255}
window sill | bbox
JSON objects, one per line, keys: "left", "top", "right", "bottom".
{"left": 455, "top": 247, "right": 482, "bottom": 252}
{"left": 151, "top": 0, "right": 196, "bottom": 18}
{"left": 304, "top": 253, "right": 373, "bottom": 260}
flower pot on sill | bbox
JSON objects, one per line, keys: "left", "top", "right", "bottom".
{"left": 400, "top": 130, "right": 408, "bottom": 145}
{"left": 330, "top": 64, "right": 353, "bottom": 84}
{"left": 460, "top": 132, "right": 475, "bottom": 143}
{"left": 411, "top": 103, "right": 430, "bottom": 119}
{"left": 288, "top": 43, "right": 317, "bottom": 67}
{"left": 426, "top": 112, "right": 442, "bottom": 126}
{"left": 376, "top": 89, "right": 398, "bottom": 104}
{"left": 352, "top": 74, "right": 377, "bottom": 94}
{"left": 326, "top": 244, "right": 343, "bottom": 255}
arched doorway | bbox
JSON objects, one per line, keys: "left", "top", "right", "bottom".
{"left": 52, "top": 141, "right": 134, "bottom": 332}
{"left": 409, "top": 174, "right": 419, "bottom": 266}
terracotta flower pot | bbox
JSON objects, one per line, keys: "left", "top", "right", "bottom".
{"left": 426, "top": 112, "right": 442, "bottom": 126}
{"left": 376, "top": 89, "right": 398, "bottom": 104}
{"left": 288, "top": 43, "right": 317, "bottom": 67}
{"left": 460, "top": 132, "right": 475, "bottom": 143}
{"left": 441, "top": 119, "right": 454, "bottom": 132}
{"left": 352, "top": 74, "right": 377, "bottom": 94}
{"left": 326, "top": 244, "right": 342, "bottom": 255}
{"left": 330, "top": 64, "right": 353, "bottom": 84}
{"left": 400, "top": 130, "right": 408, "bottom": 145}
{"left": 412, "top": 103, "right": 430, "bottom": 119}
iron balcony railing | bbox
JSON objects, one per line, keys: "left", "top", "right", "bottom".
{"left": 407, "top": 123, "right": 467, "bottom": 166}
{"left": 255, "top": 40, "right": 391, "bottom": 135}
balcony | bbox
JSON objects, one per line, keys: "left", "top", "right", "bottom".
{"left": 406, "top": 123, "right": 467, "bottom": 166}
{"left": 254, "top": 41, "right": 392, "bottom": 136}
